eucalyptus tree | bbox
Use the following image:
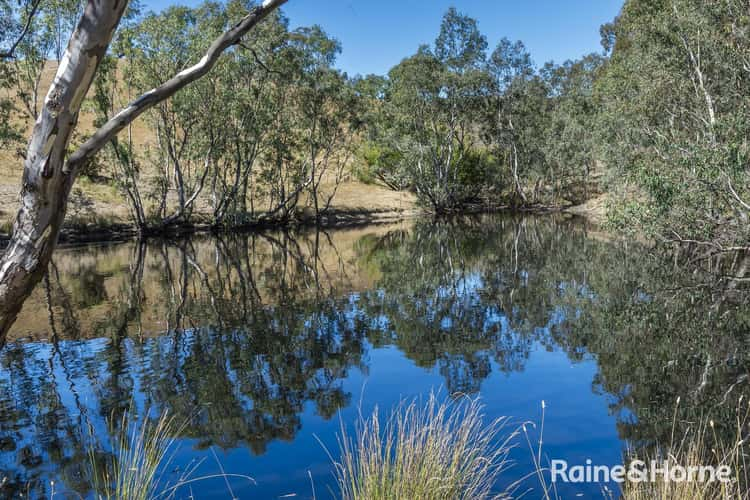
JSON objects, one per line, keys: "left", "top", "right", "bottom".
{"left": 374, "top": 9, "right": 494, "bottom": 213}
{"left": 259, "top": 76, "right": 310, "bottom": 220}
{"left": 91, "top": 55, "right": 148, "bottom": 228}
{"left": 0, "top": 0, "right": 42, "bottom": 59}
{"left": 540, "top": 54, "right": 605, "bottom": 203}
{"left": 483, "top": 38, "right": 545, "bottom": 205}
{"left": 298, "top": 69, "right": 358, "bottom": 218}
{"left": 209, "top": 4, "right": 289, "bottom": 225}
{"left": 219, "top": 16, "right": 317, "bottom": 223}
{"left": 126, "top": 5, "right": 224, "bottom": 225}
{"left": 254, "top": 40, "right": 320, "bottom": 222}
{"left": 249, "top": 23, "right": 354, "bottom": 222}
{"left": 0, "top": 61, "right": 20, "bottom": 150}
{"left": 597, "top": 0, "right": 750, "bottom": 252}
{"left": 363, "top": 8, "right": 566, "bottom": 212}
{"left": 352, "top": 75, "right": 413, "bottom": 191}
{"left": 13, "top": 0, "right": 85, "bottom": 121}
{"left": 0, "top": 0, "right": 42, "bottom": 147}
{"left": 0, "top": 0, "right": 289, "bottom": 339}
{"left": 290, "top": 27, "right": 360, "bottom": 218}
{"left": 116, "top": 8, "right": 352, "bottom": 227}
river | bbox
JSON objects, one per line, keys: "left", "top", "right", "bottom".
{"left": 1, "top": 214, "right": 746, "bottom": 498}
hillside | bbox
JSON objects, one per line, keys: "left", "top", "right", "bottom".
{"left": 0, "top": 61, "right": 417, "bottom": 234}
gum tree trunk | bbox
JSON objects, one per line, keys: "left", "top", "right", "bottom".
{"left": 0, "top": 0, "right": 128, "bottom": 336}
{"left": 0, "top": 0, "right": 288, "bottom": 340}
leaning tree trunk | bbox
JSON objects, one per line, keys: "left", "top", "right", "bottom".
{"left": 0, "top": 0, "right": 128, "bottom": 337}
{"left": 0, "top": 0, "right": 289, "bottom": 340}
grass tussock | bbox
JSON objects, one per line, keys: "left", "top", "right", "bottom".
{"left": 619, "top": 401, "right": 750, "bottom": 500}
{"left": 331, "top": 391, "right": 517, "bottom": 500}
{"left": 75, "top": 396, "right": 750, "bottom": 500}
{"left": 88, "top": 409, "right": 182, "bottom": 500}
{"left": 87, "top": 408, "right": 256, "bottom": 500}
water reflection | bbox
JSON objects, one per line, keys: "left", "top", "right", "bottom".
{"left": 0, "top": 215, "right": 748, "bottom": 498}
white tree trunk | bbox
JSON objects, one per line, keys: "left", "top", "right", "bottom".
{"left": 0, "top": 0, "right": 128, "bottom": 336}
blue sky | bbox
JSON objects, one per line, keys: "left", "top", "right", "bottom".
{"left": 282, "top": 0, "right": 623, "bottom": 75}
{"left": 146, "top": 0, "right": 624, "bottom": 76}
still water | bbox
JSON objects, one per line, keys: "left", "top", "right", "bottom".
{"left": 1, "top": 215, "right": 747, "bottom": 498}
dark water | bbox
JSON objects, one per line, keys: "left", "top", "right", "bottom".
{"left": 1, "top": 215, "right": 748, "bottom": 498}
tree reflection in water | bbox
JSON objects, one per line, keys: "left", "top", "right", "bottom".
{"left": 0, "top": 216, "right": 747, "bottom": 497}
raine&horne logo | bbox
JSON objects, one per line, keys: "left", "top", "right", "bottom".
{"left": 550, "top": 459, "right": 732, "bottom": 484}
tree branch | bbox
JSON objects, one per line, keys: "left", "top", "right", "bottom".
{"left": 0, "top": 0, "right": 42, "bottom": 60}
{"left": 727, "top": 176, "right": 750, "bottom": 213}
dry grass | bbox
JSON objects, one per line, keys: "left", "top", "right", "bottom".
{"left": 64, "top": 394, "right": 750, "bottom": 499}
{"left": 0, "top": 62, "right": 417, "bottom": 230}
{"left": 526, "top": 398, "right": 750, "bottom": 500}
{"left": 330, "top": 391, "right": 517, "bottom": 500}
{"left": 88, "top": 410, "right": 181, "bottom": 500}
{"left": 618, "top": 400, "right": 750, "bottom": 500}
{"left": 87, "top": 408, "right": 255, "bottom": 500}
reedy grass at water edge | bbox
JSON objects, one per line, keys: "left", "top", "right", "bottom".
{"left": 529, "top": 398, "right": 750, "bottom": 500}
{"left": 88, "top": 409, "right": 181, "bottom": 500}
{"left": 330, "top": 391, "right": 518, "bottom": 500}
{"left": 86, "top": 408, "right": 255, "bottom": 500}
{"left": 618, "top": 431, "right": 746, "bottom": 500}
{"left": 616, "top": 400, "right": 750, "bottom": 500}
{"left": 80, "top": 396, "right": 750, "bottom": 500}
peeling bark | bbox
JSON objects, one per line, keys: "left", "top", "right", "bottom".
{"left": 0, "top": 0, "right": 289, "bottom": 340}
{"left": 0, "top": 0, "right": 128, "bottom": 337}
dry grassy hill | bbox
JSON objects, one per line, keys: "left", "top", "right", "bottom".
{"left": 0, "top": 61, "right": 416, "bottom": 233}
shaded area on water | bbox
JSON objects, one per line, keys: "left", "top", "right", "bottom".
{"left": 1, "top": 215, "right": 748, "bottom": 498}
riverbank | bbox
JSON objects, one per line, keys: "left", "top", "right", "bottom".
{"left": 0, "top": 65, "right": 606, "bottom": 248}
{"left": 0, "top": 206, "right": 419, "bottom": 248}
{"left": 563, "top": 192, "right": 610, "bottom": 223}
{"left": 0, "top": 176, "right": 422, "bottom": 246}
{"left": 0, "top": 192, "right": 595, "bottom": 248}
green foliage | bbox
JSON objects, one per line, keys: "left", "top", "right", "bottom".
{"left": 454, "top": 147, "right": 499, "bottom": 197}
{"left": 354, "top": 0, "right": 750, "bottom": 247}
{"left": 596, "top": 0, "right": 750, "bottom": 248}
{"left": 5, "top": 0, "right": 747, "bottom": 253}
{"left": 0, "top": 62, "right": 20, "bottom": 149}
{"left": 354, "top": 142, "right": 408, "bottom": 190}
{"left": 363, "top": 9, "right": 499, "bottom": 212}
{"left": 434, "top": 7, "right": 488, "bottom": 71}
{"left": 84, "top": 0, "right": 358, "bottom": 227}
{"left": 605, "top": 199, "right": 653, "bottom": 236}
{"left": 362, "top": 8, "right": 606, "bottom": 211}
{"left": 0, "top": 0, "right": 41, "bottom": 148}
{"left": 540, "top": 54, "right": 605, "bottom": 203}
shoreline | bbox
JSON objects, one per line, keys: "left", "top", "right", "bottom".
{"left": 0, "top": 202, "right": 590, "bottom": 249}
{"left": 0, "top": 207, "right": 419, "bottom": 249}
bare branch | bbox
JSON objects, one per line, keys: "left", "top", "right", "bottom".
{"left": 726, "top": 176, "right": 750, "bottom": 213}
{"left": 238, "top": 41, "right": 284, "bottom": 76}
{"left": 0, "top": 0, "right": 42, "bottom": 60}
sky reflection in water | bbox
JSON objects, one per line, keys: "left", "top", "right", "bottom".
{"left": 0, "top": 215, "right": 744, "bottom": 498}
